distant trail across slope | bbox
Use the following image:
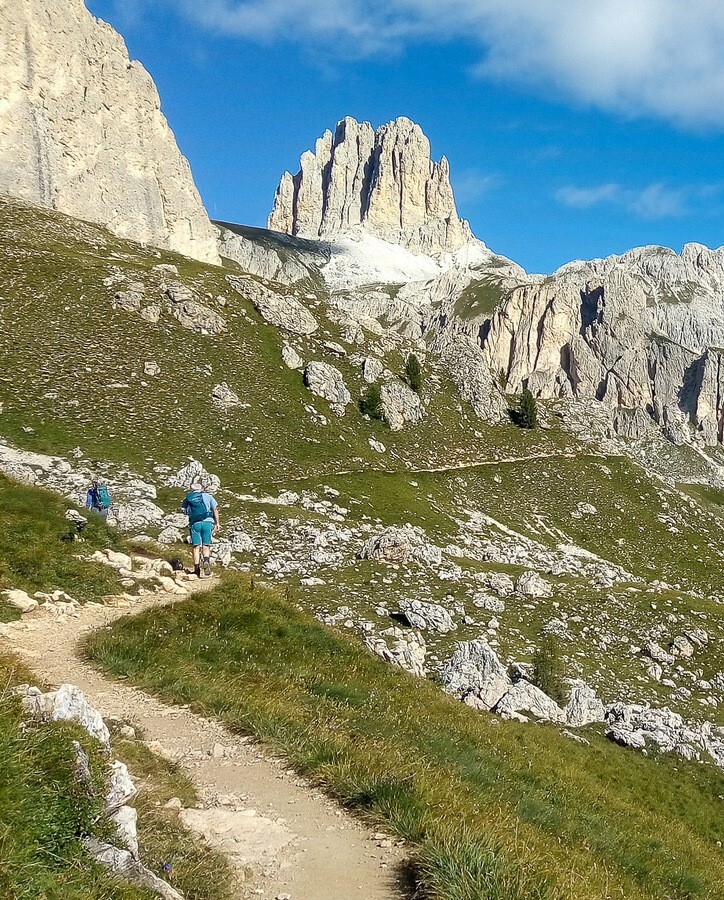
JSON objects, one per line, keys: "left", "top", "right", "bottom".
{"left": 251, "top": 449, "right": 618, "bottom": 488}
{"left": 2, "top": 585, "right": 409, "bottom": 900}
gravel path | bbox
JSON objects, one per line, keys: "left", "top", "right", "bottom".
{"left": 2, "top": 584, "right": 410, "bottom": 900}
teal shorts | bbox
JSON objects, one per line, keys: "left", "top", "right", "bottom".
{"left": 190, "top": 520, "right": 213, "bottom": 547}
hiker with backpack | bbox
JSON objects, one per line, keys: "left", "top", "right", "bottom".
{"left": 181, "top": 480, "right": 220, "bottom": 578}
{"left": 85, "top": 479, "right": 112, "bottom": 520}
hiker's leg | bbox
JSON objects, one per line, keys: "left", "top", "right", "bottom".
{"left": 201, "top": 522, "right": 213, "bottom": 575}
{"left": 190, "top": 524, "right": 203, "bottom": 575}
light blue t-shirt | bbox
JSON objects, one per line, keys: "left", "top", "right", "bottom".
{"left": 182, "top": 491, "right": 218, "bottom": 522}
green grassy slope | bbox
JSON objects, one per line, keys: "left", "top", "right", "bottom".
{"left": 0, "top": 197, "right": 574, "bottom": 491}
{"left": 86, "top": 577, "right": 724, "bottom": 900}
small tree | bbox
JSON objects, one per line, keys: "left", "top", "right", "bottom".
{"left": 498, "top": 367, "right": 508, "bottom": 392}
{"left": 532, "top": 634, "right": 567, "bottom": 706}
{"left": 359, "top": 383, "right": 383, "bottom": 420}
{"left": 517, "top": 388, "right": 538, "bottom": 429}
{"left": 405, "top": 353, "right": 423, "bottom": 393}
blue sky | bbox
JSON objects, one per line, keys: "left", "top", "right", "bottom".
{"left": 88, "top": 0, "right": 724, "bottom": 274}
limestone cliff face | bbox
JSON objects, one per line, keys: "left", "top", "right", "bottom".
{"left": 0, "top": 0, "right": 220, "bottom": 264}
{"left": 468, "top": 244, "right": 724, "bottom": 445}
{"left": 268, "top": 117, "right": 473, "bottom": 257}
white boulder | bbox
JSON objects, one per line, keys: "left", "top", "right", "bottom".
{"left": 440, "top": 639, "right": 512, "bottom": 710}
{"left": 303, "top": 361, "right": 351, "bottom": 416}
{"left": 398, "top": 599, "right": 456, "bottom": 634}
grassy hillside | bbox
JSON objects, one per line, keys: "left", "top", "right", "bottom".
{"left": 3, "top": 197, "right": 724, "bottom": 899}
{"left": 86, "top": 577, "right": 724, "bottom": 900}
{"left": 0, "top": 196, "right": 574, "bottom": 491}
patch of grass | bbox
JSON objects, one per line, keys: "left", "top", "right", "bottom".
{"left": 0, "top": 652, "right": 150, "bottom": 899}
{"left": 86, "top": 577, "right": 724, "bottom": 900}
{"left": 0, "top": 474, "right": 127, "bottom": 611}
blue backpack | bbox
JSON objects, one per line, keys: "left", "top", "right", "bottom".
{"left": 185, "top": 492, "right": 209, "bottom": 524}
{"left": 94, "top": 485, "right": 111, "bottom": 509}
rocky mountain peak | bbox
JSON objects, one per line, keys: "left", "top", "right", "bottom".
{"left": 268, "top": 116, "right": 473, "bottom": 257}
{"left": 0, "top": 0, "right": 220, "bottom": 265}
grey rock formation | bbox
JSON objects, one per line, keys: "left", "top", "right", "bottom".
{"left": 227, "top": 275, "right": 318, "bottom": 336}
{"left": 358, "top": 526, "right": 443, "bottom": 566}
{"left": 440, "top": 639, "right": 512, "bottom": 710}
{"left": 282, "top": 344, "right": 304, "bottom": 370}
{"left": 211, "top": 382, "right": 241, "bottom": 407}
{"left": 398, "top": 599, "right": 456, "bottom": 634}
{"left": 85, "top": 839, "right": 184, "bottom": 899}
{"left": 216, "top": 222, "right": 328, "bottom": 285}
{"left": 476, "top": 572, "right": 516, "bottom": 596}
{"left": 565, "top": 681, "right": 606, "bottom": 727}
{"left": 494, "top": 681, "right": 566, "bottom": 723}
{"left": 472, "top": 243, "right": 724, "bottom": 447}
{"left": 1, "top": 0, "right": 220, "bottom": 264}
{"left": 442, "top": 338, "right": 508, "bottom": 423}
{"left": 365, "top": 629, "right": 427, "bottom": 677}
{"left": 164, "top": 282, "right": 227, "bottom": 335}
{"left": 111, "top": 499, "right": 166, "bottom": 532}
{"left": 380, "top": 381, "right": 426, "bottom": 431}
{"left": 516, "top": 571, "right": 554, "bottom": 598}
{"left": 168, "top": 460, "right": 220, "bottom": 493}
{"left": 604, "top": 702, "right": 724, "bottom": 766}
{"left": 21, "top": 683, "right": 110, "bottom": 748}
{"left": 269, "top": 116, "right": 472, "bottom": 257}
{"left": 303, "top": 362, "right": 351, "bottom": 416}
{"left": 362, "top": 357, "right": 384, "bottom": 383}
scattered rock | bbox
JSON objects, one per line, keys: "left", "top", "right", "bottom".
{"left": 2, "top": 588, "right": 39, "bottom": 613}
{"left": 85, "top": 839, "right": 184, "bottom": 900}
{"left": 227, "top": 275, "right": 318, "bottom": 335}
{"left": 494, "top": 681, "right": 566, "bottom": 724}
{"left": 282, "top": 344, "right": 304, "bottom": 369}
{"left": 397, "top": 599, "right": 456, "bottom": 634}
{"left": 362, "top": 357, "right": 384, "bottom": 383}
{"left": 565, "top": 681, "right": 606, "bottom": 727}
{"left": 380, "top": 381, "right": 425, "bottom": 431}
{"left": 670, "top": 635, "right": 695, "bottom": 659}
{"left": 516, "top": 571, "right": 554, "bottom": 598}
{"left": 21, "top": 684, "right": 110, "bottom": 748}
{"left": 168, "top": 460, "right": 220, "bottom": 493}
{"left": 440, "top": 639, "right": 511, "bottom": 710}
{"left": 212, "top": 382, "right": 241, "bottom": 407}
{"left": 358, "top": 525, "right": 442, "bottom": 566}
{"left": 365, "top": 630, "right": 426, "bottom": 677}
{"left": 303, "top": 362, "right": 351, "bottom": 416}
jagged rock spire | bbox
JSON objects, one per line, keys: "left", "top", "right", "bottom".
{"left": 269, "top": 116, "right": 473, "bottom": 257}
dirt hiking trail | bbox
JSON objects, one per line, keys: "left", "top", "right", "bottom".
{"left": 2, "top": 581, "right": 410, "bottom": 900}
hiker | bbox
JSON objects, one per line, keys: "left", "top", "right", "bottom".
{"left": 181, "top": 480, "right": 220, "bottom": 577}
{"left": 85, "top": 479, "right": 111, "bottom": 520}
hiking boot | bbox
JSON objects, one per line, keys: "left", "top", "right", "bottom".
{"left": 194, "top": 565, "right": 201, "bottom": 578}
{"left": 203, "top": 558, "right": 211, "bottom": 577}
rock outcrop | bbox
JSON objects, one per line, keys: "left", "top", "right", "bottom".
{"left": 303, "top": 362, "right": 351, "bottom": 416}
{"left": 380, "top": 381, "right": 426, "bottom": 431}
{"left": 269, "top": 116, "right": 473, "bottom": 257}
{"left": 469, "top": 244, "right": 724, "bottom": 447}
{"left": 226, "top": 276, "right": 318, "bottom": 336}
{"left": 0, "top": 0, "right": 220, "bottom": 264}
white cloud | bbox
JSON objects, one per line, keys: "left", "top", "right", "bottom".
{"left": 157, "top": 0, "right": 724, "bottom": 128}
{"left": 556, "top": 184, "right": 622, "bottom": 210}
{"left": 556, "top": 182, "right": 688, "bottom": 220}
{"left": 453, "top": 171, "right": 502, "bottom": 204}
